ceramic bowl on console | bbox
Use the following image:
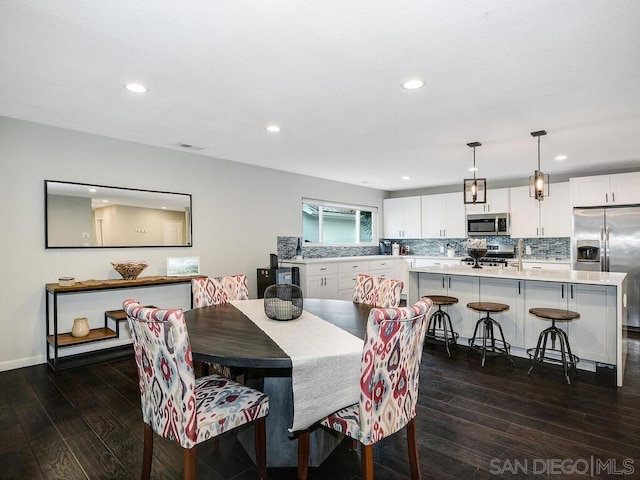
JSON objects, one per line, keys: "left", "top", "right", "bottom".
{"left": 111, "top": 261, "right": 148, "bottom": 280}
{"left": 467, "top": 248, "right": 487, "bottom": 269}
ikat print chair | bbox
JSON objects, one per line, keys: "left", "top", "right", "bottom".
{"left": 352, "top": 273, "right": 404, "bottom": 308}
{"left": 123, "top": 299, "right": 269, "bottom": 480}
{"left": 297, "top": 298, "right": 433, "bottom": 480}
{"left": 192, "top": 274, "right": 250, "bottom": 378}
{"left": 192, "top": 274, "right": 250, "bottom": 308}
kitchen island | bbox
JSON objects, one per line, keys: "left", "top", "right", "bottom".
{"left": 408, "top": 266, "right": 628, "bottom": 386}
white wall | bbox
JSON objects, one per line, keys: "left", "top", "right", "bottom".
{"left": 0, "top": 116, "right": 386, "bottom": 371}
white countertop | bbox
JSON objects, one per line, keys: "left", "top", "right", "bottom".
{"left": 281, "top": 255, "right": 463, "bottom": 264}
{"left": 410, "top": 265, "right": 626, "bottom": 287}
{"left": 281, "top": 255, "right": 570, "bottom": 265}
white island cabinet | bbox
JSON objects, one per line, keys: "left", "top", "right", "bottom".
{"left": 408, "top": 265, "right": 628, "bottom": 386}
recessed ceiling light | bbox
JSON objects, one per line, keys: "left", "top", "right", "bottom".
{"left": 401, "top": 79, "right": 425, "bottom": 90}
{"left": 468, "top": 167, "right": 479, "bottom": 172}
{"left": 102, "top": 199, "right": 109, "bottom": 203}
{"left": 555, "top": 155, "right": 568, "bottom": 161}
{"left": 88, "top": 188, "right": 96, "bottom": 193}
{"left": 265, "top": 125, "right": 281, "bottom": 133}
{"left": 402, "top": 176, "right": 411, "bottom": 180}
{"left": 124, "top": 83, "right": 149, "bottom": 94}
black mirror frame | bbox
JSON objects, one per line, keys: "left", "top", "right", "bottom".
{"left": 44, "top": 180, "right": 193, "bottom": 249}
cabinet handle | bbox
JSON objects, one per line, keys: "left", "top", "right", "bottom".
{"left": 571, "top": 284, "right": 574, "bottom": 299}
{"left": 536, "top": 227, "right": 539, "bottom": 236}
{"left": 606, "top": 193, "right": 609, "bottom": 203}
{"left": 443, "top": 229, "right": 446, "bottom": 237}
{"left": 541, "top": 227, "right": 545, "bottom": 236}
{"left": 561, "top": 284, "right": 565, "bottom": 298}
{"left": 320, "top": 268, "right": 327, "bottom": 271}
{"left": 352, "top": 265, "right": 358, "bottom": 268}
{"left": 448, "top": 277, "right": 451, "bottom": 289}
{"left": 612, "top": 192, "right": 615, "bottom": 203}
{"left": 442, "top": 277, "right": 445, "bottom": 289}
{"left": 518, "top": 281, "right": 521, "bottom": 295}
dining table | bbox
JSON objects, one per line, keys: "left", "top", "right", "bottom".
{"left": 184, "top": 298, "right": 373, "bottom": 468}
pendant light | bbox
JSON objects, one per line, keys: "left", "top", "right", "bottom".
{"left": 529, "top": 130, "right": 549, "bottom": 201}
{"left": 463, "top": 141, "right": 487, "bottom": 204}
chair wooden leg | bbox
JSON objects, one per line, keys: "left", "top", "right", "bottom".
{"left": 254, "top": 417, "right": 268, "bottom": 480}
{"left": 406, "top": 418, "right": 421, "bottom": 480}
{"left": 297, "top": 428, "right": 310, "bottom": 480}
{"left": 141, "top": 423, "right": 153, "bottom": 480}
{"left": 351, "top": 438, "right": 358, "bottom": 451}
{"left": 360, "top": 444, "right": 374, "bottom": 480}
{"left": 201, "top": 362, "right": 210, "bottom": 376}
{"left": 183, "top": 446, "right": 197, "bottom": 480}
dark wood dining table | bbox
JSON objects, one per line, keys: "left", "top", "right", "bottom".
{"left": 183, "top": 298, "right": 373, "bottom": 468}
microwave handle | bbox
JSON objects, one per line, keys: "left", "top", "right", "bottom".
{"left": 495, "top": 215, "right": 499, "bottom": 233}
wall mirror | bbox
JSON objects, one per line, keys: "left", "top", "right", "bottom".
{"left": 45, "top": 180, "right": 192, "bottom": 248}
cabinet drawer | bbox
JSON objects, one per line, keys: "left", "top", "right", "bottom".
{"left": 338, "top": 261, "right": 370, "bottom": 274}
{"left": 369, "top": 268, "right": 396, "bottom": 280}
{"left": 369, "top": 259, "right": 395, "bottom": 271}
{"left": 339, "top": 273, "right": 362, "bottom": 290}
{"left": 306, "top": 263, "right": 338, "bottom": 276}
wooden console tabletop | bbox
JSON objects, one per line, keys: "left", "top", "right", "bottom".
{"left": 46, "top": 275, "right": 204, "bottom": 294}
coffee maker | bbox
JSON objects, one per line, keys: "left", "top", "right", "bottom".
{"left": 379, "top": 240, "right": 392, "bottom": 255}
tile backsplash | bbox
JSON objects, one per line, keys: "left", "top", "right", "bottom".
{"left": 277, "top": 236, "right": 570, "bottom": 260}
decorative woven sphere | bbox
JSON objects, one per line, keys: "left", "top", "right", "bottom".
{"left": 264, "top": 284, "right": 303, "bottom": 321}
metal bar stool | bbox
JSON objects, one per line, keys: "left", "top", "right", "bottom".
{"left": 527, "top": 308, "right": 580, "bottom": 384}
{"left": 423, "top": 295, "right": 459, "bottom": 357}
{"left": 466, "top": 302, "right": 515, "bottom": 367}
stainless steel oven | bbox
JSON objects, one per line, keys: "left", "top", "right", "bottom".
{"left": 466, "top": 213, "right": 510, "bottom": 236}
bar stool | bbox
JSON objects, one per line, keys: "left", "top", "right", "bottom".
{"left": 527, "top": 308, "right": 580, "bottom": 384}
{"left": 466, "top": 302, "right": 515, "bottom": 367}
{"left": 423, "top": 295, "right": 459, "bottom": 357}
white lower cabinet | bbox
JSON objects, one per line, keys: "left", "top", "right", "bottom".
{"left": 368, "top": 259, "right": 396, "bottom": 279}
{"left": 417, "top": 273, "right": 480, "bottom": 339}
{"left": 337, "top": 260, "right": 370, "bottom": 301}
{"left": 524, "top": 280, "right": 616, "bottom": 364}
{"left": 301, "top": 263, "right": 338, "bottom": 299}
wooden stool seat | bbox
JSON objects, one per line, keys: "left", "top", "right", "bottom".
{"left": 466, "top": 301, "right": 514, "bottom": 367}
{"left": 423, "top": 295, "right": 458, "bottom": 306}
{"left": 423, "top": 295, "right": 459, "bottom": 357}
{"left": 529, "top": 308, "right": 580, "bottom": 321}
{"left": 527, "top": 307, "right": 580, "bottom": 384}
{"left": 467, "top": 302, "right": 510, "bottom": 314}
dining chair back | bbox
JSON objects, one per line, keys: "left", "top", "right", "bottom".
{"left": 352, "top": 273, "right": 404, "bottom": 308}
{"left": 123, "top": 299, "right": 269, "bottom": 480}
{"left": 298, "top": 298, "right": 433, "bottom": 480}
{"left": 192, "top": 274, "right": 249, "bottom": 308}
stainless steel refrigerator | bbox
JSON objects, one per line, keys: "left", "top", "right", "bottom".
{"left": 573, "top": 207, "right": 640, "bottom": 329}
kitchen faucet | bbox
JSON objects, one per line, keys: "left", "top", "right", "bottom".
{"left": 517, "top": 238, "right": 524, "bottom": 272}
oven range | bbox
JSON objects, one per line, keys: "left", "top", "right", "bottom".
{"left": 460, "top": 244, "right": 515, "bottom": 267}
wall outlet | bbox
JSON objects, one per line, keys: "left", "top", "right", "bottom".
{"left": 439, "top": 245, "right": 445, "bottom": 253}
{"left": 525, "top": 245, "right": 532, "bottom": 255}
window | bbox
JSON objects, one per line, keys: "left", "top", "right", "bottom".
{"left": 302, "top": 199, "right": 377, "bottom": 245}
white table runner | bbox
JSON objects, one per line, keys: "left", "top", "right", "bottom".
{"left": 230, "top": 299, "right": 364, "bottom": 431}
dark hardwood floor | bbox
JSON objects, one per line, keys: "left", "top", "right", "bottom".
{"left": 2, "top": 334, "right": 640, "bottom": 479}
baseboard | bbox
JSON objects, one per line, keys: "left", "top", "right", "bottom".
{"left": 0, "top": 354, "right": 46, "bottom": 372}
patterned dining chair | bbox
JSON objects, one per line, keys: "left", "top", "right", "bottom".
{"left": 192, "top": 274, "right": 249, "bottom": 378}
{"left": 352, "top": 273, "right": 404, "bottom": 308}
{"left": 123, "top": 299, "right": 269, "bottom": 480}
{"left": 297, "top": 298, "right": 433, "bottom": 480}
{"left": 192, "top": 274, "right": 250, "bottom": 308}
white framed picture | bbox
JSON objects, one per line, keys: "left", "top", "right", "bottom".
{"left": 166, "top": 256, "right": 200, "bottom": 276}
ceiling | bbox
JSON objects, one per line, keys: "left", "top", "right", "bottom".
{"left": 2, "top": 1, "right": 640, "bottom": 192}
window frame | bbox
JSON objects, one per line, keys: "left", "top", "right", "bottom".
{"left": 302, "top": 198, "right": 378, "bottom": 246}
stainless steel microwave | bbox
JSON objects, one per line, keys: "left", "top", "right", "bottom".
{"left": 466, "top": 213, "right": 510, "bottom": 236}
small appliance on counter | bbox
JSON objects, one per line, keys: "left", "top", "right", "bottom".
{"left": 392, "top": 243, "right": 400, "bottom": 256}
{"left": 257, "top": 254, "right": 300, "bottom": 298}
{"left": 379, "top": 240, "right": 392, "bottom": 255}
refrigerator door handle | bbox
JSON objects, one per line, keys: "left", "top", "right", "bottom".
{"left": 600, "top": 227, "right": 606, "bottom": 272}
{"left": 605, "top": 227, "right": 611, "bottom": 272}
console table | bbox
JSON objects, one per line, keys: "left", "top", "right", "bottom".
{"left": 45, "top": 275, "right": 202, "bottom": 371}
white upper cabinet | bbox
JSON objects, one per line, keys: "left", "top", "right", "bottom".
{"left": 465, "top": 187, "right": 510, "bottom": 214}
{"left": 383, "top": 196, "right": 422, "bottom": 238}
{"left": 421, "top": 192, "right": 465, "bottom": 238}
{"left": 509, "top": 182, "right": 571, "bottom": 238}
{"left": 571, "top": 172, "right": 640, "bottom": 207}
